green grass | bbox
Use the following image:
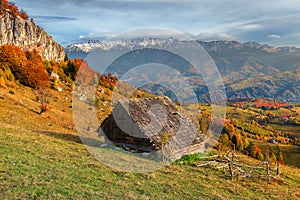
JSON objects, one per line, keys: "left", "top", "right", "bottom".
{"left": 267, "top": 108, "right": 295, "bottom": 116}
{"left": 292, "top": 107, "right": 300, "bottom": 119}
{"left": 270, "top": 124, "right": 300, "bottom": 138}
{"left": 279, "top": 145, "right": 300, "bottom": 168}
{"left": 1, "top": 85, "right": 300, "bottom": 199}
{"left": 1, "top": 126, "right": 300, "bottom": 199}
{"left": 233, "top": 119, "right": 272, "bottom": 136}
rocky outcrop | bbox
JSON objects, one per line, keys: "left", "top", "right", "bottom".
{"left": 0, "top": 11, "right": 65, "bottom": 62}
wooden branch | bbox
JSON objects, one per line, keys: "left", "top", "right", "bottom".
{"left": 194, "top": 151, "right": 281, "bottom": 184}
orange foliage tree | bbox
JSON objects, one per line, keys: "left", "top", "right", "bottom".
{"left": 99, "top": 73, "right": 118, "bottom": 89}
{"left": 0, "top": 0, "right": 29, "bottom": 20}
{"left": 22, "top": 60, "right": 49, "bottom": 89}
{"left": 0, "top": 45, "right": 27, "bottom": 77}
{"left": 19, "top": 9, "right": 28, "bottom": 20}
{"left": 0, "top": 45, "right": 49, "bottom": 89}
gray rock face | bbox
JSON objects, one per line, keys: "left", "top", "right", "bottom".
{"left": 0, "top": 11, "right": 65, "bottom": 62}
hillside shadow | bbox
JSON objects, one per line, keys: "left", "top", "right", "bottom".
{"left": 34, "top": 130, "right": 102, "bottom": 148}
{"left": 18, "top": 103, "right": 40, "bottom": 114}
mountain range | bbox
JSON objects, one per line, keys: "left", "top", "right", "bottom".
{"left": 1, "top": 3, "right": 299, "bottom": 103}
{"left": 66, "top": 39, "right": 300, "bottom": 102}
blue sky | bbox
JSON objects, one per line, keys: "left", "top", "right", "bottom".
{"left": 13, "top": 0, "right": 300, "bottom": 46}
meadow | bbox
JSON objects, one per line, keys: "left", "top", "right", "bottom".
{"left": 1, "top": 85, "right": 300, "bottom": 199}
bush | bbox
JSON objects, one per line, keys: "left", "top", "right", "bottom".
{"left": 0, "top": 0, "right": 29, "bottom": 20}
{"left": 174, "top": 154, "right": 201, "bottom": 165}
{"left": 257, "top": 152, "right": 264, "bottom": 161}
{"left": 0, "top": 76, "right": 5, "bottom": 87}
{"left": 0, "top": 68, "right": 14, "bottom": 85}
{"left": 0, "top": 45, "right": 27, "bottom": 73}
{"left": 99, "top": 73, "right": 118, "bottom": 89}
{"left": 0, "top": 45, "right": 49, "bottom": 89}
{"left": 174, "top": 152, "right": 215, "bottom": 165}
{"left": 95, "top": 97, "right": 101, "bottom": 108}
{"left": 51, "top": 78, "right": 59, "bottom": 89}
{"left": 21, "top": 60, "right": 49, "bottom": 89}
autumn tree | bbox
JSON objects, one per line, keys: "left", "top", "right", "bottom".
{"left": 257, "top": 152, "right": 264, "bottom": 160}
{"left": 245, "top": 141, "right": 254, "bottom": 156}
{"left": 22, "top": 60, "right": 49, "bottom": 89}
{"left": 243, "top": 137, "right": 250, "bottom": 149}
{"left": 0, "top": 0, "right": 8, "bottom": 13}
{"left": 223, "top": 122, "right": 235, "bottom": 135}
{"left": 232, "top": 133, "right": 244, "bottom": 151}
{"left": 0, "top": 45, "right": 49, "bottom": 89}
{"left": 6, "top": 1, "right": 18, "bottom": 17}
{"left": 0, "top": 67, "right": 14, "bottom": 87}
{"left": 36, "top": 89, "right": 52, "bottom": 114}
{"left": 0, "top": 0, "right": 29, "bottom": 20}
{"left": 19, "top": 9, "right": 28, "bottom": 20}
{"left": 199, "top": 113, "right": 210, "bottom": 134}
{"left": 249, "top": 144, "right": 264, "bottom": 160}
{"left": 264, "top": 151, "right": 270, "bottom": 161}
{"left": 276, "top": 145, "right": 284, "bottom": 165}
{"left": 0, "top": 45, "right": 27, "bottom": 80}
{"left": 24, "top": 50, "right": 49, "bottom": 88}
{"left": 99, "top": 73, "right": 118, "bottom": 90}
{"left": 241, "top": 127, "right": 246, "bottom": 136}
{"left": 0, "top": 75, "right": 5, "bottom": 87}
{"left": 218, "top": 133, "right": 230, "bottom": 151}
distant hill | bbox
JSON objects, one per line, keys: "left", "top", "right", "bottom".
{"left": 198, "top": 41, "right": 300, "bottom": 101}
{"left": 66, "top": 39, "right": 300, "bottom": 102}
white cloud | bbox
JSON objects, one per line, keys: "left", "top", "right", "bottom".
{"left": 197, "top": 32, "right": 237, "bottom": 41}
{"left": 267, "top": 34, "right": 281, "bottom": 39}
{"left": 238, "top": 24, "right": 262, "bottom": 31}
{"left": 79, "top": 35, "right": 85, "bottom": 39}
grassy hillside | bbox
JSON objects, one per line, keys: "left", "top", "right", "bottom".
{"left": 271, "top": 124, "right": 300, "bottom": 138}
{"left": 1, "top": 126, "right": 300, "bottom": 199}
{"left": 223, "top": 104, "right": 300, "bottom": 168}
{"left": 1, "top": 86, "right": 300, "bottom": 199}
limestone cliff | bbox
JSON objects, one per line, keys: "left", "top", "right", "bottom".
{"left": 0, "top": 11, "right": 65, "bottom": 62}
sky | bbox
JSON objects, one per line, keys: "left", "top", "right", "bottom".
{"left": 13, "top": 0, "right": 300, "bottom": 46}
